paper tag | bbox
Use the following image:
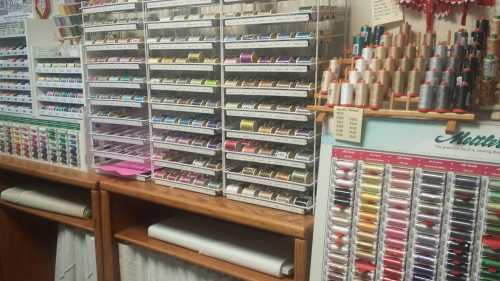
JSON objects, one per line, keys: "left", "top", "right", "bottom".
{"left": 372, "top": 0, "right": 403, "bottom": 26}
{"left": 333, "top": 107, "right": 364, "bottom": 143}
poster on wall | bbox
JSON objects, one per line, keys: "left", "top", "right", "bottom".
{"left": 371, "top": 0, "right": 404, "bottom": 25}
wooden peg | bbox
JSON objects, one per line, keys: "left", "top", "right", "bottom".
{"left": 446, "top": 120, "right": 458, "bottom": 134}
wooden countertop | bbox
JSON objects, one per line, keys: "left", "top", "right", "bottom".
{"left": 100, "top": 177, "right": 314, "bottom": 239}
{"left": 0, "top": 155, "right": 99, "bottom": 189}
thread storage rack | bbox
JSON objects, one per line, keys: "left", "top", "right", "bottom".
{"left": 221, "top": 0, "right": 345, "bottom": 214}
{"left": 145, "top": 0, "right": 224, "bottom": 195}
{"left": 82, "top": 0, "right": 150, "bottom": 178}
{"left": 0, "top": 19, "right": 32, "bottom": 117}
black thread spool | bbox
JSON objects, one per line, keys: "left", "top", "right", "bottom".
{"left": 451, "top": 44, "right": 466, "bottom": 60}
{"left": 435, "top": 82, "right": 451, "bottom": 113}
{"left": 447, "top": 56, "right": 462, "bottom": 73}
{"left": 452, "top": 82, "right": 470, "bottom": 114}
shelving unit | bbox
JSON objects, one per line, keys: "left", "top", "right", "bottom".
{"left": 82, "top": 0, "right": 150, "bottom": 178}
{"left": 33, "top": 50, "right": 85, "bottom": 121}
{"left": 145, "top": 0, "right": 223, "bottom": 194}
{"left": 220, "top": 0, "right": 345, "bottom": 213}
{"left": 0, "top": 19, "right": 32, "bottom": 117}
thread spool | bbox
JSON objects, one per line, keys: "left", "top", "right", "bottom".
{"left": 388, "top": 46, "right": 402, "bottom": 59}
{"left": 377, "top": 70, "right": 391, "bottom": 91}
{"left": 392, "top": 70, "right": 407, "bottom": 97}
{"left": 418, "top": 83, "right": 435, "bottom": 113}
{"left": 340, "top": 83, "right": 355, "bottom": 107}
{"left": 400, "top": 22, "right": 411, "bottom": 36}
{"left": 369, "top": 82, "right": 384, "bottom": 110}
{"left": 478, "top": 79, "right": 496, "bottom": 106}
{"left": 487, "top": 35, "right": 500, "bottom": 57}
{"left": 187, "top": 52, "right": 205, "bottom": 63}
{"left": 374, "top": 25, "right": 385, "bottom": 45}
{"left": 425, "top": 70, "right": 442, "bottom": 86}
{"left": 380, "top": 32, "right": 393, "bottom": 47}
{"left": 399, "top": 58, "right": 413, "bottom": 72}
{"left": 239, "top": 52, "right": 257, "bottom": 63}
{"left": 492, "top": 18, "right": 500, "bottom": 35}
{"left": 462, "top": 67, "right": 474, "bottom": 87}
{"left": 224, "top": 140, "right": 241, "bottom": 151}
{"left": 434, "top": 44, "right": 448, "bottom": 60}
{"left": 406, "top": 70, "right": 421, "bottom": 97}
{"left": 327, "top": 81, "right": 341, "bottom": 107}
{"left": 442, "top": 69, "right": 456, "bottom": 91}
{"left": 355, "top": 82, "right": 369, "bottom": 108}
{"left": 429, "top": 56, "right": 444, "bottom": 71}
{"left": 424, "top": 32, "right": 436, "bottom": 46}
{"left": 355, "top": 58, "right": 368, "bottom": 72}
{"left": 375, "top": 46, "right": 388, "bottom": 59}
{"left": 483, "top": 54, "right": 498, "bottom": 80}
{"left": 394, "top": 33, "right": 405, "bottom": 47}
{"left": 321, "top": 70, "right": 333, "bottom": 94}
{"left": 363, "top": 70, "right": 376, "bottom": 84}
{"left": 419, "top": 45, "right": 432, "bottom": 59}
{"left": 362, "top": 47, "right": 374, "bottom": 60}
{"left": 369, "top": 58, "right": 382, "bottom": 71}
{"left": 291, "top": 170, "right": 312, "bottom": 184}
{"left": 329, "top": 59, "right": 343, "bottom": 79}
{"left": 240, "top": 119, "right": 258, "bottom": 131}
{"left": 404, "top": 46, "right": 417, "bottom": 59}
{"left": 452, "top": 82, "right": 470, "bottom": 114}
{"left": 349, "top": 70, "right": 362, "bottom": 84}
{"left": 435, "top": 82, "right": 451, "bottom": 113}
{"left": 413, "top": 57, "right": 426, "bottom": 71}
{"left": 451, "top": 44, "right": 466, "bottom": 60}
{"left": 447, "top": 56, "right": 462, "bottom": 73}
{"left": 454, "top": 29, "right": 468, "bottom": 46}
{"left": 383, "top": 58, "right": 397, "bottom": 72}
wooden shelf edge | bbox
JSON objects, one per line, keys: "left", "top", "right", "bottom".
{"left": 307, "top": 105, "right": 476, "bottom": 121}
{"left": 0, "top": 155, "right": 99, "bottom": 189}
{"left": 0, "top": 200, "right": 94, "bottom": 231}
{"left": 100, "top": 178, "right": 313, "bottom": 239}
{"left": 114, "top": 225, "right": 294, "bottom": 281}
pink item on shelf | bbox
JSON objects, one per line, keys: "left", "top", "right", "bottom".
{"left": 97, "top": 161, "right": 151, "bottom": 176}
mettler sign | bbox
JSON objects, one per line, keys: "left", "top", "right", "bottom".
{"left": 328, "top": 119, "right": 500, "bottom": 165}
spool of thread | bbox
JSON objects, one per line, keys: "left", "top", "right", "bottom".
{"left": 377, "top": 70, "right": 391, "bottom": 91}
{"left": 187, "top": 52, "right": 205, "bottom": 63}
{"left": 434, "top": 44, "right": 448, "bottom": 60}
{"left": 454, "top": 29, "right": 468, "bottom": 46}
{"left": 369, "top": 58, "right": 382, "bottom": 71}
{"left": 394, "top": 33, "right": 405, "bottom": 47}
{"left": 487, "top": 36, "right": 500, "bottom": 57}
{"left": 291, "top": 170, "right": 312, "bottom": 184}
{"left": 451, "top": 44, "right": 466, "bottom": 60}
{"left": 321, "top": 70, "right": 333, "bottom": 94}
{"left": 327, "top": 81, "right": 341, "bottom": 107}
{"left": 375, "top": 46, "right": 387, "bottom": 59}
{"left": 224, "top": 140, "right": 241, "bottom": 151}
{"left": 374, "top": 25, "right": 385, "bottom": 45}
{"left": 478, "top": 79, "right": 496, "bottom": 106}
{"left": 452, "top": 82, "right": 469, "bottom": 113}
{"left": 240, "top": 119, "right": 258, "bottom": 131}
{"left": 329, "top": 59, "right": 343, "bottom": 79}
{"left": 404, "top": 46, "right": 417, "bottom": 59}
{"left": 383, "top": 58, "right": 397, "bottom": 72}
{"left": 362, "top": 47, "right": 374, "bottom": 60}
{"left": 424, "top": 32, "right": 436, "bottom": 46}
{"left": 239, "top": 52, "right": 257, "bottom": 63}
{"left": 355, "top": 82, "right": 369, "bottom": 108}
{"left": 349, "top": 70, "right": 362, "bottom": 84}
{"left": 483, "top": 54, "right": 498, "bottom": 80}
{"left": 352, "top": 35, "right": 364, "bottom": 57}
{"left": 435, "top": 82, "right": 451, "bottom": 113}
{"left": 363, "top": 70, "right": 376, "bottom": 84}
{"left": 400, "top": 22, "right": 411, "bottom": 36}
{"left": 429, "top": 56, "right": 444, "bottom": 71}
{"left": 380, "top": 32, "right": 393, "bottom": 47}
{"left": 406, "top": 70, "right": 421, "bottom": 97}
{"left": 425, "top": 70, "right": 442, "bottom": 85}
{"left": 340, "top": 83, "right": 355, "bottom": 107}
{"left": 419, "top": 45, "right": 432, "bottom": 59}
{"left": 369, "top": 83, "right": 384, "bottom": 110}
{"left": 462, "top": 67, "right": 474, "bottom": 87}
{"left": 388, "top": 46, "right": 402, "bottom": 59}
{"left": 399, "top": 58, "right": 413, "bottom": 72}
{"left": 413, "top": 57, "right": 426, "bottom": 71}
{"left": 418, "top": 83, "right": 435, "bottom": 113}
{"left": 447, "top": 56, "right": 462, "bottom": 73}
{"left": 391, "top": 70, "right": 407, "bottom": 97}
{"left": 491, "top": 18, "right": 500, "bottom": 35}
{"left": 442, "top": 69, "right": 456, "bottom": 91}
{"left": 355, "top": 58, "right": 368, "bottom": 72}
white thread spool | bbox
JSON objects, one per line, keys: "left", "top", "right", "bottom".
{"left": 340, "top": 83, "right": 355, "bottom": 107}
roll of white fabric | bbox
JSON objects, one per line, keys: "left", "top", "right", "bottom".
{"left": 147, "top": 215, "right": 293, "bottom": 277}
{"left": 1, "top": 185, "right": 91, "bottom": 218}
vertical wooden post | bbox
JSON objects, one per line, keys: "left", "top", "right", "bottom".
{"left": 100, "top": 190, "right": 119, "bottom": 281}
{"left": 91, "top": 190, "right": 105, "bottom": 281}
{"left": 294, "top": 238, "right": 311, "bottom": 281}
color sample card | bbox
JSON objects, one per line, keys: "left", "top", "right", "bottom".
{"left": 479, "top": 179, "right": 500, "bottom": 281}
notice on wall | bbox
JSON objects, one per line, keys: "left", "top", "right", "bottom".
{"left": 372, "top": 0, "right": 404, "bottom": 25}
{"left": 332, "top": 107, "right": 364, "bottom": 143}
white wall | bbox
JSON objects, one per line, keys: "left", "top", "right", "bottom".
{"left": 350, "top": 1, "right": 498, "bottom": 42}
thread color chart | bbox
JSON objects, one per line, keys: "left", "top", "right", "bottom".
{"left": 0, "top": 115, "right": 82, "bottom": 168}
{"left": 319, "top": 148, "right": 500, "bottom": 281}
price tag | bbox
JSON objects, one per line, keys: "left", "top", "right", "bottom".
{"left": 333, "top": 106, "right": 364, "bottom": 143}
